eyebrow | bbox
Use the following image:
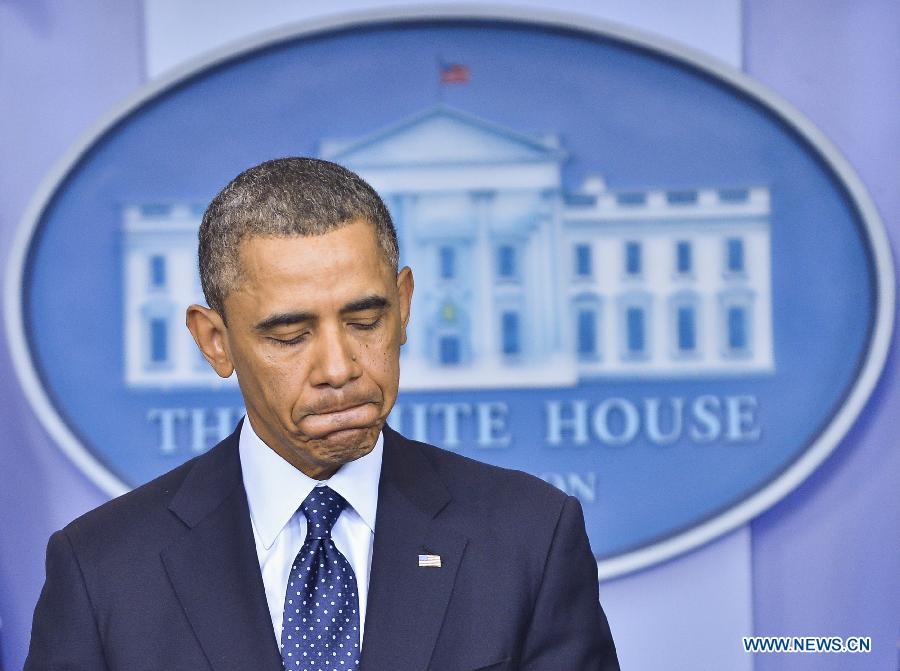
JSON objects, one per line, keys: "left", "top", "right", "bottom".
{"left": 254, "top": 294, "right": 391, "bottom": 331}
{"left": 341, "top": 294, "right": 390, "bottom": 314}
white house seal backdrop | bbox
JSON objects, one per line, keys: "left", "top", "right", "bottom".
{"left": 7, "top": 9, "right": 893, "bottom": 582}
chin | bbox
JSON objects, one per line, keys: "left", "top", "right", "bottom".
{"left": 315, "top": 425, "right": 379, "bottom": 464}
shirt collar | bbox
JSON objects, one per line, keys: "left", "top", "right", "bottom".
{"left": 239, "top": 416, "right": 383, "bottom": 550}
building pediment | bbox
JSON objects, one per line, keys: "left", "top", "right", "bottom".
{"left": 320, "top": 105, "right": 565, "bottom": 167}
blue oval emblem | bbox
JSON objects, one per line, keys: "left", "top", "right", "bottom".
{"left": 6, "top": 10, "right": 894, "bottom": 578}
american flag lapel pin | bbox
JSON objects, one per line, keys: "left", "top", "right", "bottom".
{"left": 418, "top": 553, "right": 442, "bottom": 568}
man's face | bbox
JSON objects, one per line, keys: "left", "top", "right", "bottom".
{"left": 188, "top": 220, "right": 412, "bottom": 479}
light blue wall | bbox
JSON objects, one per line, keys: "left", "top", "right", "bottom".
{"left": 0, "top": 2, "right": 145, "bottom": 666}
{"left": 744, "top": 2, "right": 900, "bottom": 669}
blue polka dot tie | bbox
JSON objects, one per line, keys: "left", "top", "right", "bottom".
{"left": 281, "top": 486, "right": 361, "bottom": 669}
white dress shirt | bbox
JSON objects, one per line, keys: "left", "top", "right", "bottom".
{"left": 238, "top": 417, "right": 382, "bottom": 646}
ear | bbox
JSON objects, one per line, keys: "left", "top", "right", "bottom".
{"left": 186, "top": 304, "right": 235, "bottom": 378}
{"left": 396, "top": 266, "right": 414, "bottom": 346}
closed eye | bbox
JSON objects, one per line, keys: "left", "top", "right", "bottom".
{"left": 268, "top": 333, "right": 309, "bottom": 346}
{"left": 350, "top": 316, "right": 383, "bottom": 331}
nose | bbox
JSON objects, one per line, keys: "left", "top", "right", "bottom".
{"left": 308, "top": 323, "right": 362, "bottom": 388}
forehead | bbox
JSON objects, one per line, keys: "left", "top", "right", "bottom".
{"left": 233, "top": 221, "right": 392, "bottom": 299}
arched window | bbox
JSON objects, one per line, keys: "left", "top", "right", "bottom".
{"left": 617, "top": 292, "right": 652, "bottom": 360}
{"left": 439, "top": 245, "right": 456, "bottom": 279}
{"left": 439, "top": 336, "right": 461, "bottom": 364}
{"left": 718, "top": 288, "right": 755, "bottom": 357}
{"left": 140, "top": 299, "right": 175, "bottom": 371}
{"left": 574, "top": 243, "right": 592, "bottom": 278}
{"left": 496, "top": 244, "right": 518, "bottom": 280}
{"left": 727, "top": 307, "right": 747, "bottom": 349}
{"left": 578, "top": 310, "right": 597, "bottom": 356}
{"left": 150, "top": 318, "right": 168, "bottom": 363}
{"left": 501, "top": 311, "right": 520, "bottom": 356}
{"left": 430, "top": 300, "right": 470, "bottom": 367}
{"left": 571, "top": 293, "right": 602, "bottom": 361}
{"left": 626, "top": 307, "right": 645, "bottom": 352}
{"left": 668, "top": 291, "right": 701, "bottom": 358}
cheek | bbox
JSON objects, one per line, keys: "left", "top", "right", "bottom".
{"left": 265, "top": 356, "right": 307, "bottom": 390}
{"left": 242, "top": 350, "right": 305, "bottom": 404}
{"left": 364, "top": 333, "right": 401, "bottom": 388}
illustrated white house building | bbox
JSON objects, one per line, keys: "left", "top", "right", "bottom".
{"left": 123, "top": 106, "right": 773, "bottom": 389}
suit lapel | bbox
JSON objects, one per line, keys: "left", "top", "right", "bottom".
{"left": 161, "top": 427, "right": 284, "bottom": 671}
{"left": 360, "top": 425, "right": 468, "bottom": 670}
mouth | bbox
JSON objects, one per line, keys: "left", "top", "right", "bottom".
{"left": 300, "top": 402, "right": 379, "bottom": 438}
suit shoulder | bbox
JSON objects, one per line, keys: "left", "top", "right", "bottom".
{"left": 392, "top": 433, "right": 579, "bottom": 562}
{"left": 411, "top": 437, "right": 567, "bottom": 506}
{"left": 61, "top": 448, "right": 204, "bottom": 551}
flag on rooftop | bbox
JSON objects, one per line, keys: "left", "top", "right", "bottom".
{"left": 440, "top": 62, "right": 470, "bottom": 84}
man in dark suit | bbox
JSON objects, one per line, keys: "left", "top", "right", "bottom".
{"left": 26, "top": 158, "right": 619, "bottom": 670}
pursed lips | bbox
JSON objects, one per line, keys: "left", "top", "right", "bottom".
{"left": 301, "top": 402, "right": 377, "bottom": 436}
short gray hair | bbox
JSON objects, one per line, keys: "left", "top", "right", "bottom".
{"left": 198, "top": 157, "right": 399, "bottom": 318}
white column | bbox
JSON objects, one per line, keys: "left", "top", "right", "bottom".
{"left": 535, "top": 211, "right": 555, "bottom": 357}
{"left": 548, "top": 192, "right": 567, "bottom": 353}
{"left": 523, "top": 227, "right": 540, "bottom": 359}
{"left": 472, "top": 191, "right": 498, "bottom": 366}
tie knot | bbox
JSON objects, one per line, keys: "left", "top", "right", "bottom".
{"left": 300, "top": 486, "right": 348, "bottom": 540}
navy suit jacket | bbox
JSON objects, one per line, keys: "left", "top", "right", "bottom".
{"left": 26, "top": 423, "right": 619, "bottom": 670}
